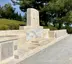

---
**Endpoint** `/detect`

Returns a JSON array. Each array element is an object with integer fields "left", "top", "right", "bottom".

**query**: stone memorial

[
  {"left": 17, "top": 8, "right": 44, "bottom": 59},
  {"left": 24, "top": 8, "right": 43, "bottom": 41},
  {"left": 1, "top": 8, "right": 50, "bottom": 64}
]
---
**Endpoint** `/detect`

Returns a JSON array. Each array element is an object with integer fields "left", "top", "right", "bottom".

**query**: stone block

[
  {"left": 27, "top": 8, "right": 39, "bottom": 27},
  {"left": 0, "top": 37, "right": 18, "bottom": 62},
  {"left": 1, "top": 42, "right": 13, "bottom": 60}
]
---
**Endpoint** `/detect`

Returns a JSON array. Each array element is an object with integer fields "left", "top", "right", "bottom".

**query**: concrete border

[{"left": 16, "top": 34, "right": 69, "bottom": 64}]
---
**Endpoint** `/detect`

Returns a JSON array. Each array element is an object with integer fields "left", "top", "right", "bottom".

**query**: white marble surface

[
  {"left": 27, "top": 8, "right": 39, "bottom": 26},
  {"left": 26, "top": 28, "right": 43, "bottom": 41}
]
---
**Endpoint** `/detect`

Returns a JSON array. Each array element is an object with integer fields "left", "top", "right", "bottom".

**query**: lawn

[{"left": 0, "top": 19, "right": 25, "bottom": 30}]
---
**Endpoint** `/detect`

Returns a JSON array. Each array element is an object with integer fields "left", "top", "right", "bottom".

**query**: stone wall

[
  {"left": 0, "top": 29, "right": 67, "bottom": 39},
  {"left": 49, "top": 29, "right": 67, "bottom": 38},
  {"left": 0, "top": 29, "right": 68, "bottom": 64},
  {"left": 0, "top": 30, "right": 25, "bottom": 36},
  {"left": 0, "top": 36, "right": 18, "bottom": 62}
]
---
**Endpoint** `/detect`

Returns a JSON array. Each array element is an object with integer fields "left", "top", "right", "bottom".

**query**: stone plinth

[{"left": 19, "top": 8, "right": 43, "bottom": 41}]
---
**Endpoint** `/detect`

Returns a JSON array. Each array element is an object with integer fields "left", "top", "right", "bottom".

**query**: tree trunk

[{"left": 58, "top": 22, "right": 62, "bottom": 29}]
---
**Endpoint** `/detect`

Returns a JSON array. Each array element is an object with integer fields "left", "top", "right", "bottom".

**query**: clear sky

[{"left": 0, "top": 0, "right": 24, "bottom": 16}]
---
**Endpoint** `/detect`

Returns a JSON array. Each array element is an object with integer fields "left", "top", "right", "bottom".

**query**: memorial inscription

[
  {"left": 26, "top": 28, "right": 43, "bottom": 40},
  {"left": 1, "top": 42, "right": 13, "bottom": 60}
]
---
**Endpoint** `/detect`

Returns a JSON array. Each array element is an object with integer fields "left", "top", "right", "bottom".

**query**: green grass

[
  {"left": 0, "top": 19, "right": 25, "bottom": 25},
  {"left": 0, "top": 19, "right": 25, "bottom": 30}
]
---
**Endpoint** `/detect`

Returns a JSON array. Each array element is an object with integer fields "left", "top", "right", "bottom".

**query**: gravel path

[{"left": 18, "top": 35, "right": 72, "bottom": 64}]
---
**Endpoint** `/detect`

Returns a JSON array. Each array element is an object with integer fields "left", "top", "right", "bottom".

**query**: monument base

[{"left": 19, "top": 26, "right": 43, "bottom": 30}]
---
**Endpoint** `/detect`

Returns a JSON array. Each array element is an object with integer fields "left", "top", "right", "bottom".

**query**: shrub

[
  {"left": 0, "top": 25, "right": 9, "bottom": 30},
  {"left": 49, "top": 26, "right": 57, "bottom": 30},
  {"left": 67, "top": 27, "right": 72, "bottom": 34},
  {"left": 43, "top": 25, "right": 57, "bottom": 30},
  {"left": 7, "top": 23, "right": 19, "bottom": 30}
]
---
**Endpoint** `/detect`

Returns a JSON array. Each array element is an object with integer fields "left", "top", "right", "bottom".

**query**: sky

[{"left": 0, "top": 0, "right": 24, "bottom": 16}]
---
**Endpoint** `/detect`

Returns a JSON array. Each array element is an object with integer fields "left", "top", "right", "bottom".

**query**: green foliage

[
  {"left": 64, "top": 11, "right": 72, "bottom": 23},
  {"left": 0, "top": 3, "right": 23, "bottom": 21},
  {"left": 0, "top": 19, "right": 25, "bottom": 30},
  {"left": 43, "top": 25, "right": 57, "bottom": 30},
  {"left": 7, "top": 23, "right": 19, "bottom": 30},
  {"left": 11, "top": 0, "right": 72, "bottom": 27},
  {"left": 67, "top": 27, "right": 72, "bottom": 34},
  {"left": 0, "top": 25, "right": 9, "bottom": 30},
  {"left": 2, "top": 3, "right": 14, "bottom": 19},
  {"left": 11, "top": 0, "right": 72, "bottom": 32}
]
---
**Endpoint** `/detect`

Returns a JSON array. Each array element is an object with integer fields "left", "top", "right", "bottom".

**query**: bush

[
  {"left": 67, "top": 27, "right": 72, "bottom": 34},
  {"left": 7, "top": 23, "right": 19, "bottom": 30},
  {"left": 49, "top": 26, "right": 58, "bottom": 30},
  {"left": 43, "top": 25, "right": 57, "bottom": 30},
  {"left": 0, "top": 25, "right": 9, "bottom": 30},
  {"left": 19, "top": 24, "right": 25, "bottom": 26}
]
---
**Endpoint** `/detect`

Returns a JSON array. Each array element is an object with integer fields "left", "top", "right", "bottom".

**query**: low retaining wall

[
  {"left": 49, "top": 29, "right": 67, "bottom": 38},
  {"left": 0, "top": 30, "right": 25, "bottom": 36},
  {"left": 0, "top": 29, "right": 67, "bottom": 39},
  {"left": 0, "top": 29, "right": 68, "bottom": 64}
]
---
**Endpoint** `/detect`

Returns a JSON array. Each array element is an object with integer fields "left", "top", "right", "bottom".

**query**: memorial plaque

[
  {"left": 1, "top": 42, "right": 13, "bottom": 60},
  {"left": 14, "top": 45, "right": 17, "bottom": 50},
  {"left": 26, "top": 28, "right": 43, "bottom": 40}
]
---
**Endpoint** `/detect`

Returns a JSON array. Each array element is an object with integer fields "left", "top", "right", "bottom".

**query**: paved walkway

[{"left": 19, "top": 35, "right": 72, "bottom": 64}]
